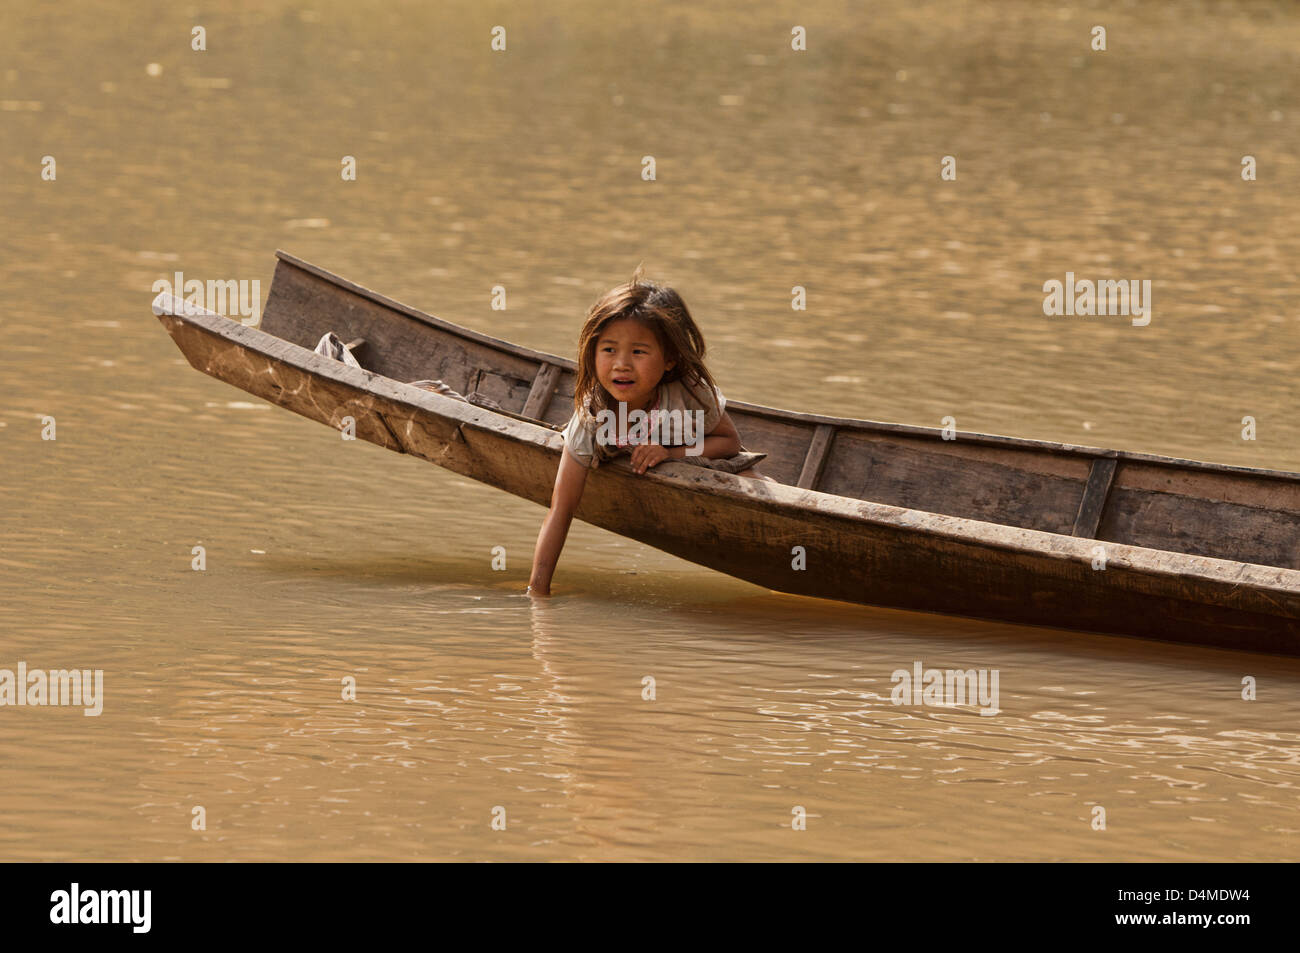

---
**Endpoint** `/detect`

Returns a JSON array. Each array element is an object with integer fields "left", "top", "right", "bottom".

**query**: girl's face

[{"left": 594, "top": 318, "right": 674, "bottom": 411}]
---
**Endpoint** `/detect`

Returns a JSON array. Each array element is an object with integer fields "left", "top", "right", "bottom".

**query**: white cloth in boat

[
  {"left": 561, "top": 377, "right": 767, "bottom": 474},
  {"left": 313, "top": 332, "right": 502, "bottom": 410},
  {"left": 313, "top": 331, "right": 362, "bottom": 368}
]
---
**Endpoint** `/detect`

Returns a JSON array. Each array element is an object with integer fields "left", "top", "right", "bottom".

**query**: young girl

[{"left": 526, "top": 269, "right": 769, "bottom": 596}]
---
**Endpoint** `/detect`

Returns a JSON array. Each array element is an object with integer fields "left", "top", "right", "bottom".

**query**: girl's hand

[{"left": 629, "top": 443, "right": 670, "bottom": 474}]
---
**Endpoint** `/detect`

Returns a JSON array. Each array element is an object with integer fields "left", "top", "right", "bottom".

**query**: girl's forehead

[{"left": 598, "top": 317, "right": 660, "bottom": 344}]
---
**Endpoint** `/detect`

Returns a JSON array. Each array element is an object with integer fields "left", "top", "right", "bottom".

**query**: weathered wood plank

[
  {"left": 1071, "top": 458, "right": 1117, "bottom": 538},
  {"left": 819, "top": 430, "right": 1091, "bottom": 534},
  {"left": 796, "top": 425, "right": 836, "bottom": 489},
  {"left": 1099, "top": 487, "right": 1300, "bottom": 569},
  {"left": 521, "top": 363, "right": 563, "bottom": 421}
]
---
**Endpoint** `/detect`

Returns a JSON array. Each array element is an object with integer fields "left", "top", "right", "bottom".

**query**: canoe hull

[{"left": 155, "top": 300, "right": 1300, "bottom": 656}]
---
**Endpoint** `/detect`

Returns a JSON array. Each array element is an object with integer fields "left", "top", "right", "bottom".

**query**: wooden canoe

[{"left": 153, "top": 251, "right": 1300, "bottom": 656}]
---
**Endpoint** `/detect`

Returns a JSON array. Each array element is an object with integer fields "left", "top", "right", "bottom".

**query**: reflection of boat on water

[{"left": 154, "top": 251, "right": 1300, "bottom": 655}]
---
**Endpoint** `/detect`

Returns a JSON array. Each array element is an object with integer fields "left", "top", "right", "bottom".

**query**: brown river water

[{"left": 1, "top": 1, "right": 1298, "bottom": 861}]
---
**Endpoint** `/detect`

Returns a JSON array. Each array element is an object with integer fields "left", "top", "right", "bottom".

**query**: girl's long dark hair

[{"left": 573, "top": 265, "right": 718, "bottom": 415}]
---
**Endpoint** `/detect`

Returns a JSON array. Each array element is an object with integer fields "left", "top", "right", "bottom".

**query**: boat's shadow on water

[{"left": 255, "top": 550, "right": 1300, "bottom": 676}]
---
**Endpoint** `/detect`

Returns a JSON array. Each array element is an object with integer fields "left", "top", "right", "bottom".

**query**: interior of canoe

[{"left": 259, "top": 252, "right": 1300, "bottom": 571}]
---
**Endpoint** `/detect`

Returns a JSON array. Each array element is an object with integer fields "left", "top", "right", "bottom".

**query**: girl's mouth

[{"left": 611, "top": 379, "right": 636, "bottom": 389}]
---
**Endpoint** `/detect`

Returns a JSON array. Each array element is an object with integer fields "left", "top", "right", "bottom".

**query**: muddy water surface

[{"left": 1, "top": 0, "right": 1298, "bottom": 860}]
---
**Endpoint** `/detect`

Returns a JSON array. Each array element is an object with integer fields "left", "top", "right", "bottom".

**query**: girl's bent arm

[
  {"left": 667, "top": 410, "right": 742, "bottom": 460},
  {"left": 528, "top": 447, "right": 590, "bottom": 595}
]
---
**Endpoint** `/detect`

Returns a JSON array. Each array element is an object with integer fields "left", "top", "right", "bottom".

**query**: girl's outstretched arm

[{"left": 528, "top": 447, "right": 590, "bottom": 595}]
